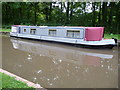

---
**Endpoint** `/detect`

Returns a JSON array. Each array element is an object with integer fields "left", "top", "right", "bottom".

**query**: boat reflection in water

[{"left": 10, "top": 38, "right": 118, "bottom": 88}]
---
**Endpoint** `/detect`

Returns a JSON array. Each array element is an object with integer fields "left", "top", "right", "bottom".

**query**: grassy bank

[
  {"left": 104, "top": 34, "right": 120, "bottom": 40},
  {"left": 0, "top": 28, "right": 119, "bottom": 40},
  {"left": 0, "top": 29, "right": 11, "bottom": 32},
  {"left": 0, "top": 72, "right": 34, "bottom": 89}
]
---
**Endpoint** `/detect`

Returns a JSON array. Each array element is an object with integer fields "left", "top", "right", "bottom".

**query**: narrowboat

[{"left": 10, "top": 25, "right": 117, "bottom": 49}]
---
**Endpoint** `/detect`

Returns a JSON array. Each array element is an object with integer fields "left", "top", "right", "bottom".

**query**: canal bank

[
  {"left": 0, "top": 32, "right": 10, "bottom": 36},
  {"left": 0, "top": 68, "right": 42, "bottom": 88}
]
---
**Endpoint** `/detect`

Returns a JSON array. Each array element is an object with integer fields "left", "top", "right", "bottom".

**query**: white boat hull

[{"left": 10, "top": 32, "right": 116, "bottom": 49}]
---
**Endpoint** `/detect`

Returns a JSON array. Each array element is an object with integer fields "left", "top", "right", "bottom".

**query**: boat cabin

[
  {"left": 11, "top": 25, "right": 104, "bottom": 41},
  {"left": 10, "top": 25, "right": 116, "bottom": 49}
]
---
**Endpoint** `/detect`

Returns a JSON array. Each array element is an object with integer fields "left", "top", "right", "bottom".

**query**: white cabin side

[
  {"left": 56, "top": 29, "right": 66, "bottom": 37},
  {"left": 11, "top": 26, "right": 95, "bottom": 42},
  {"left": 20, "top": 27, "right": 29, "bottom": 34},
  {"left": 39, "top": 28, "right": 49, "bottom": 36},
  {"left": 12, "top": 26, "right": 109, "bottom": 41},
  {"left": 44, "top": 27, "right": 85, "bottom": 39},
  {"left": 20, "top": 26, "right": 40, "bottom": 35},
  {"left": 16, "top": 26, "right": 86, "bottom": 39},
  {"left": 11, "top": 26, "right": 18, "bottom": 33}
]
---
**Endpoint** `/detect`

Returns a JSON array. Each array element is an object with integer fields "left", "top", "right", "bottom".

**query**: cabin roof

[
  {"left": 12, "top": 25, "right": 104, "bottom": 30},
  {"left": 19, "top": 26, "right": 86, "bottom": 29}
]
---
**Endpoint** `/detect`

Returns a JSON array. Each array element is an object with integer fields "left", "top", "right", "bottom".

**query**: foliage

[
  {"left": 0, "top": 72, "right": 34, "bottom": 89},
  {"left": 2, "top": 2, "right": 120, "bottom": 34}
]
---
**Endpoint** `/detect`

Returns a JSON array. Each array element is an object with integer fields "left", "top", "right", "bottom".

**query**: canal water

[{"left": 2, "top": 36, "right": 118, "bottom": 88}]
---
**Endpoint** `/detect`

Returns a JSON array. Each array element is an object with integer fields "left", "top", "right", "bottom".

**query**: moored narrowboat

[{"left": 10, "top": 25, "right": 117, "bottom": 49}]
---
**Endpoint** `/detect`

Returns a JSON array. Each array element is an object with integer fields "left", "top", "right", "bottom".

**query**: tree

[
  {"left": 102, "top": 2, "right": 108, "bottom": 27},
  {"left": 2, "top": 2, "right": 120, "bottom": 34}
]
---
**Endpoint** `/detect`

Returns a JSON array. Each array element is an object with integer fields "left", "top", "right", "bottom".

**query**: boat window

[
  {"left": 24, "top": 29, "right": 26, "bottom": 32},
  {"left": 67, "top": 30, "right": 80, "bottom": 38},
  {"left": 30, "top": 29, "right": 36, "bottom": 35},
  {"left": 49, "top": 29, "right": 56, "bottom": 36}
]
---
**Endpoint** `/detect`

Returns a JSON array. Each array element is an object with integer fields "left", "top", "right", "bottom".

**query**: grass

[
  {"left": 0, "top": 29, "right": 11, "bottom": 32},
  {"left": 0, "top": 28, "right": 120, "bottom": 40},
  {"left": 104, "top": 34, "right": 120, "bottom": 40},
  {"left": 0, "top": 72, "right": 34, "bottom": 89},
  {"left": 0, "top": 73, "right": 2, "bottom": 89}
]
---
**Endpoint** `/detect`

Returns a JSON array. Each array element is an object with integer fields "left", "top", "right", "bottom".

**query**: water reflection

[
  {"left": 2, "top": 37, "right": 118, "bottom": 88},
  {"left": 11, "top": 39, "right": 113, "bottom": 61}
]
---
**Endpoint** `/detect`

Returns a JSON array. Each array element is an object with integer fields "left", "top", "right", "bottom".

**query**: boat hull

[{"left": 10, "top": 35, "right": 116, "bottom": 49}]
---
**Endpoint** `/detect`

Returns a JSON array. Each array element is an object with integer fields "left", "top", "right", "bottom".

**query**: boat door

[{"left": 18, "top": 27, "right": 21, "bottom": 33}]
